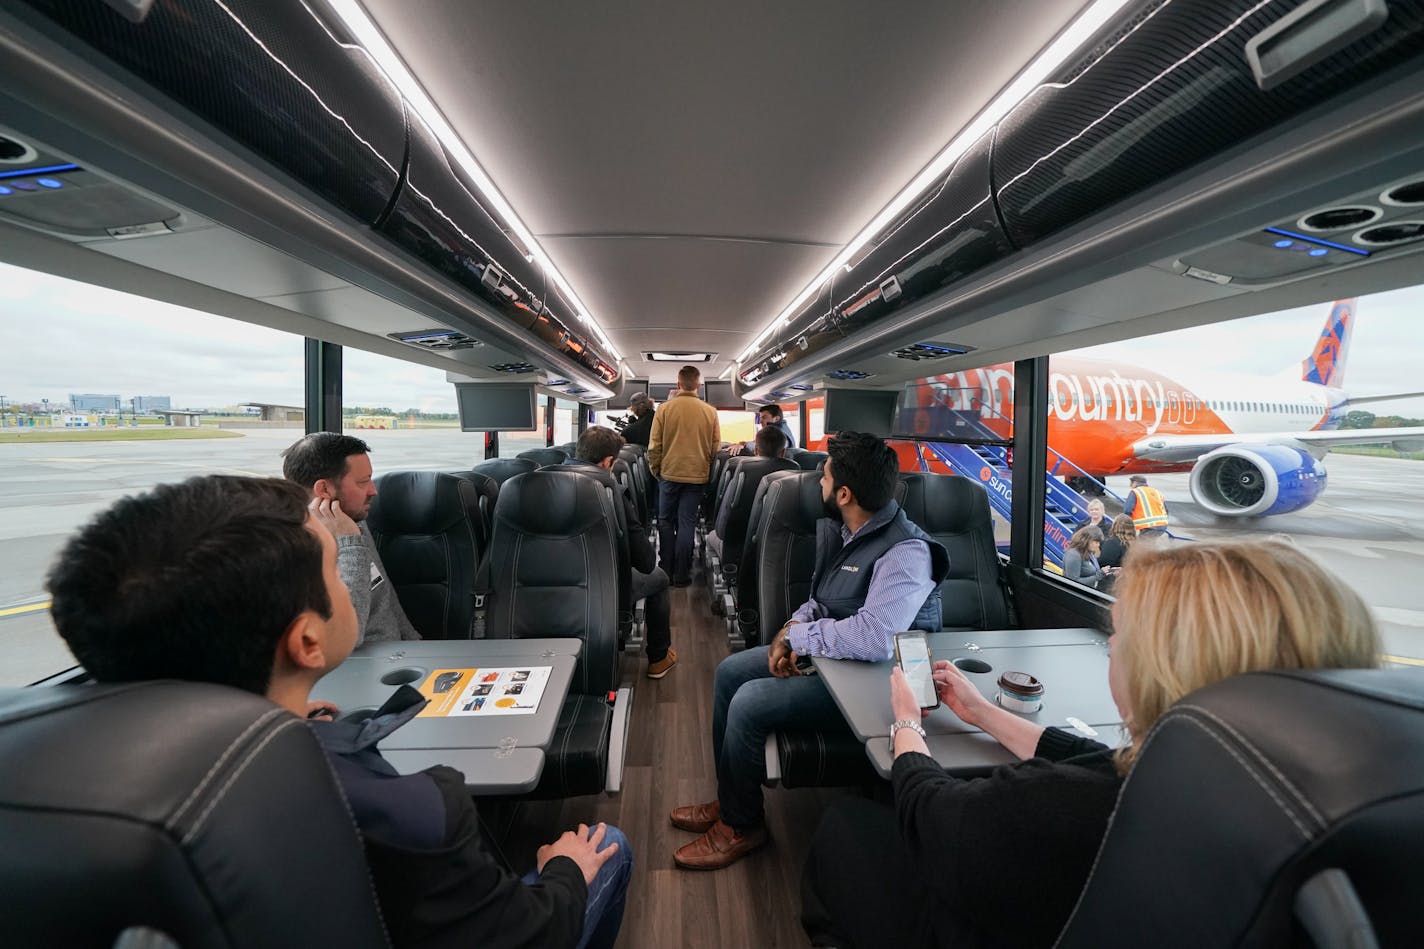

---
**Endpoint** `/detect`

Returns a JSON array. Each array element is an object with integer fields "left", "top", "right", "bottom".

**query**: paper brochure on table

[{"left": 416, "top": 666, "right": 553, "bottom": 718}]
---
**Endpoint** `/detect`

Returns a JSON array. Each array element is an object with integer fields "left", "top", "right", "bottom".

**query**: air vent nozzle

[
  {"left": 1298, "top": 206, "right": 1380, "bottom": 232},
  {"left": 828, "top": 369, "right": 873, "bottom": 381},
  {"left": 490, "top": 362, "right": 538, "bottom": 374},
  {"left": 1382, "top": 181, "right": 1424, "bottom": 207},
  {"left": 391, "top": 329, "right": 480, "bottom": 351},
  {"left": 1353, "top": 222, "right": 1424, "bottom": 247},
  {"left": 891, "top": 342, "right": 972, "bottom": 362},
  {"left": 0, "top": 135, "right": 36, "bottom": 164}
]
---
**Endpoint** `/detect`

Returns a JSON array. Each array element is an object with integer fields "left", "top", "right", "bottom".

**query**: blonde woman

[
  {"left": 1098, "top": 514, "right": 1137, "bottom": 571},
  {"left": 801, "top": 540, "right": 1379, "bottom": 949}
]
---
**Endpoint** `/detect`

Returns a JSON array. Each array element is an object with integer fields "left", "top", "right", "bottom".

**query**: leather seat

[
  {"left": 792, "top": 450, "right": 827, "bottom": 471},
  {"left": 729, "top": 470, "right": 800, "bottom": 647},
  {"left": 702, "top": 447, "right": 735, "bottom": 524},
  {"left": 449, "top": 468, "right": 500, "bottom": 555},
  {"left": 709, "top": 456, "right": 799, "bottom": 612},
  {"left": 895, "top": 472, "right": 1011, "bottom": 630},
  {"left": 617, "top": 446, "right": 651, "bottom": 527},
  {"left": 0, "top": 681, "right": 388, "bottom": 948},
  {"left": 560, "top": 461, "right": 635, "bottom": 649},
  {"left": 750, "top": 471, "right": 823, "bottom": 648},
  {"left": 516, "top": 447, "right": 570, "bottom": 468},
  {"left": 484, "top": 469, "right": 621, "bottom": 797},
  {"left": 366, "top": 471, "right": 484, "bottom": 639},
  {"left": 1057, "top": 669, "right": 1424, "bottom": 948},
  {"left": 471, "top": 456, "right": 537, "bottom": 485}
]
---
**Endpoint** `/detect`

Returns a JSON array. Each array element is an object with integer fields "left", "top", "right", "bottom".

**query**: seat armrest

[{"left": 606, "top": 686, "right": 634, "bottom": 793}]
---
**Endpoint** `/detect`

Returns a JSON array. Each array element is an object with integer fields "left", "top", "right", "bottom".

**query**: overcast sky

[{"left": 1, "top": 262, "right": 1420, "bottom": 415}]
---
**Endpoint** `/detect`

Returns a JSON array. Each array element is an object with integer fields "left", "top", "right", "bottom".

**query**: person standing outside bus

[
  {"left": 1123, "top": 474, "right": 1169, "bottom": 538},
  {"left": 648, "top": 366, "right": 719, "bottom": 586}
]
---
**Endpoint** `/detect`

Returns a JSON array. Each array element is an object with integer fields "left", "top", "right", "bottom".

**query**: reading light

[
  {"left": 735, "top": 0, "right": 1136, "bottom": 364},
  {"left": 324, "top": 1, "right": 623, "bottom": 362}
]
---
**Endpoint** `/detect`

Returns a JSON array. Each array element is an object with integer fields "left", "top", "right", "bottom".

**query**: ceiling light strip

[
  {"left": 735, "top": 0, "right": 1135, "bottom": 363},
  {"left": 323, "top": 0, "right": 623, "bottom": 362}
]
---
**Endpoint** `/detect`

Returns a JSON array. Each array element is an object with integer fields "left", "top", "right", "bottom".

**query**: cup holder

[
  {"left": 380, "top": 667, "right": 425, "bottom": 686},
  {"left": 953, "top": 657, "right": 993, "bottom": 674},
  {"left": 341, "top": 707, "right": 378, "bottom": 724}
]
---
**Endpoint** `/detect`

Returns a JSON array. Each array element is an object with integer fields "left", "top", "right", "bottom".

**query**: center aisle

[{"left": 492, "top": 568, "right": 858, "bottom": 947}]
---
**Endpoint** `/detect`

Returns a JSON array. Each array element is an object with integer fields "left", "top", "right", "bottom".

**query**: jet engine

[{"left": 1188, "top": 445, "right": 1327, "bottom": 518}]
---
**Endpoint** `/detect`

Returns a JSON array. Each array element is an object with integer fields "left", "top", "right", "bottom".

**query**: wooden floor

[{"left": 494, "top": 561, "right": 861, "bottom": 947}]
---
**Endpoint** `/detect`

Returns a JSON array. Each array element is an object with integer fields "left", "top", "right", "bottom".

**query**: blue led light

[
  {"left": 1263, "top": 227, "right": 1370, "bottom": 256},
  {"left": 0, "top": 185, "right": 11, "bottom": 196},
  {"left": 0, "top": 162, "right": 79, "bottom": 181},
  {"left": 36, "top": 178, "right": 63, "bottom": 189},
  {"left": 1309, "top": 247, "right": 1328, "bottom": 257},
  {"left": 1273, "top": 239, "right": 1293, "bottom": 248}
]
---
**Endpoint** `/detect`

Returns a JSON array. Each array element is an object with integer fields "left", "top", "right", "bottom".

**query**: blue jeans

[
  {"left": 712, "top": 646, "right": 843, "bottom": 831},
  {"left": 521, "top": 825, "right": 632, "bottom": 949},
  {"left": 658, "top": 480, "right": 704, "bottom": 581}
]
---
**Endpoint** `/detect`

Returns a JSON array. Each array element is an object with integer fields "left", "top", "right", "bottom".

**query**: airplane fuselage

[{"left": 914, "top": 357, "right": 1349, "bottom": 476}]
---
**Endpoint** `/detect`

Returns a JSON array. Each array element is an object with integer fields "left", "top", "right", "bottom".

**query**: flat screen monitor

[
  {"left": 823, "top": 388, "right": 898, "bottom": 436},
  {"left": 703, "top": 380, "right": 735, "bottom": 408},
  {"left": 605, "top": 380, "right": 650, "bottom": 411},
  {"left": 656, "top": 382, "right": 705, "bottom": 402},
  {"left": 455, "top": 383, "right": 537, "bottom": 432}
]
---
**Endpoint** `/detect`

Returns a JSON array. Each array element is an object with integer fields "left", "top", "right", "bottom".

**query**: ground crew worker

[{"left": 1124, "top": 474, "right": 1169, "bottom": 538}]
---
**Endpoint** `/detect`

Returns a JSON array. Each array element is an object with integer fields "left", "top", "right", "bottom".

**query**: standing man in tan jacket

[{"left": 647, "top": 365, "right": 720, "bottom": 586}]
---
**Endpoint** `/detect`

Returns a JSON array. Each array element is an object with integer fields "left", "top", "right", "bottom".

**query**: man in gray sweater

[{"left": 282, "top": 433, "right": 421, "bottom": 644}]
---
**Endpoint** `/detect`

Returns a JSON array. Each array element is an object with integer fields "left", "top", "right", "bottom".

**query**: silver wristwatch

[{"left": 889, "top": 718, "right": 927, "bottom": 753}]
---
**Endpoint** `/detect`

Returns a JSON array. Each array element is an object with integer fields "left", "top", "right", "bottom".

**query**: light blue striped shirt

[{"left": 785, "top": 521, "right": 934, "bottom": 661}]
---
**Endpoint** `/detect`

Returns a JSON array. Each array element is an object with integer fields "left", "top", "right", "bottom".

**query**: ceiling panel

[
  {"left": 361, "top": 0, "right": 1093, "bottom": 365},
  {"left": 540, "top": 234, "right": 836, "bottom": 378}
]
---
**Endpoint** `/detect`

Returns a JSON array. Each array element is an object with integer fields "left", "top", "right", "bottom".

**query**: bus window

[
  {"left": 342, "top": 348, "right": 478, "bottom": 466},
  {"left": 1047, "top": 287, "right": 1424, "bottom": 657},
  {"left": 0, "top": 262, "right": 306, "bottom": 686}
]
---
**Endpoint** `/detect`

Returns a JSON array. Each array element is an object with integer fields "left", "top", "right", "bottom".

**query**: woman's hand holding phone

[
  {"left": 931, "top": 660, "right": 994, "bottom": 728},
  {"left": 889, "top": 666, "right": 925, "bottom": 723}
]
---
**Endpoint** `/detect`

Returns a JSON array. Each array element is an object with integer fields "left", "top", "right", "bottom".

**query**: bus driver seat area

[
  {"left": 0, "top": 681, "right": 390, "bottom": 949},
  {"left": 1056, "top": 668, "right": 1424, "bottom": 949}
]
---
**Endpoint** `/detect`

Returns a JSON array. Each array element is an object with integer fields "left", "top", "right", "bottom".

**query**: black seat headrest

[
  {"left": 471, "top": 457, "right": 538, "bottom": 485},
  {"left": 897, "top": 471, "right": 991, "bottom": 535},
  {"left": 368, "top": 471, "right": 482, "bottom": 535},
  {"left": 1057, "top": 668, "right": 1424, "bottom": 948},
  {"left": 494, "top": 467, "right": 610, "bottom": 537},
  {"left": 793, "top": 450, "right": 827, "bottom": 471},
  {"left": 0, "top": 682, "right": 388, "bottom": 948},
  {"left": 516, "top": 447, "right": 570, "bottom": 468},
  {"left": 766, "top": 469, "right": 827, "bottom": 533}
]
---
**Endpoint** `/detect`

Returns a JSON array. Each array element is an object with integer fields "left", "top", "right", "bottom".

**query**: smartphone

[{"left": 894, "top": 631, "right": 938, "bottom": 710}]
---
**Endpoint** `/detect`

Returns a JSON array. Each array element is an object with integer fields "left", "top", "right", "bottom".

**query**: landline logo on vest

[{"left": 840, "top": 565, "right": 860, "bottom": 572}]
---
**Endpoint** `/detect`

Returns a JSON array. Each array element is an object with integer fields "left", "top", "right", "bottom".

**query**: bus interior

[{"left": 2, "top": 0, "right": 1423, "bottom": 945}]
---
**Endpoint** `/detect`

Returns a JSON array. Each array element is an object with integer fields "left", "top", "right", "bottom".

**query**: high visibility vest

[{"left": 1130, "top": 486, "right": 1169, "bottom": 531}]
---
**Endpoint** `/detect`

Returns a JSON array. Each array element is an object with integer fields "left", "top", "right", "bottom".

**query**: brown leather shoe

[
  {"left": 647, "top": 647, "right": 678, "bottom": 679},
  {"left": 673, "top": 820, "right": 768, "bottom": 870},
  {"left": 669, "top": 800, "right": 720, "bottom": 833}
]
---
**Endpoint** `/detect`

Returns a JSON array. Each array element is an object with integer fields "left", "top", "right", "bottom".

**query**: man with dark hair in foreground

[
  {"left": 572, "top": 425, "right": 678, "bottom": 678},
  {"left": 47, "top": 475, "right": 631, "bottom": 949},
  {"left": 669, "top": 432, "right": 948, "bottom": 870},
  {"left": 281, "top": 431, "right": 420, "bottom": 644}
]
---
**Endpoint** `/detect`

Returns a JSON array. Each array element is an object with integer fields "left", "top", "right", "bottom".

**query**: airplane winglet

[{"left": 1300, "top": 298, "right": 1357, "bottom": 387}]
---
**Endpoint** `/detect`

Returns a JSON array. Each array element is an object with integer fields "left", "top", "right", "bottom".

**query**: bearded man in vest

[
  {"left": 669, "top": 431, "right": 948, "bottom": 870},
  {"left": 1124, "top": 474, "right": 1170, "bottom": 538}
]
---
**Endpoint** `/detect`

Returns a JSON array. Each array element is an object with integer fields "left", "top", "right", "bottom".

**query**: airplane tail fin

[{"left": 1300, "top": 298, "right": 1357, "bottom": 388}]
